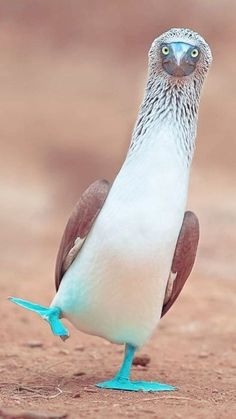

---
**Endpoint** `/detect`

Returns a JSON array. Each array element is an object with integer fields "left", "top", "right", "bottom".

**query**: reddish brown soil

[{"left": 1, "top": 2, "right": 236, "bottom": 418}]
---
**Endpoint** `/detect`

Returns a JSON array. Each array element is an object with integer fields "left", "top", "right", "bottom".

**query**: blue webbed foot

[
  {"left": 8, "top": 297, "right": 69, "bottom": 340},
  {"left": 96, "top": 344, "right": 176, "bottom": 392},
  {"left": 96, "top": 378, "right": 175, "bottom": 392}
]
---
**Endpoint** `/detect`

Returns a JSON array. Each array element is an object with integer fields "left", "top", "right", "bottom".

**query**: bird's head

[{"left": 149, "top": 28, "right": 212, "bottom": 84}]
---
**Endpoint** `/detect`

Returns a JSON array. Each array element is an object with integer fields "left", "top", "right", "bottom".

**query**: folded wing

[
  {"left": 161, "top": 211, "right": 199, "bottom": 317},
  {"left": 55, "top": 179, "right": 110, "bottom": 290}
]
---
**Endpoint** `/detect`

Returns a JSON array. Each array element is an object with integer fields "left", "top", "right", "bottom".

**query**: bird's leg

[
  {"left": 96, "top": 343, "right": 135, "bottom": 390},
  {"left": 115, "top": 343, "right": 135, "bottom": 381},
  {"left": 8, "top": 297, "right": 69, "bottom": 340},
  {"left": 96, "top": 343, "right": 176, "bottom": 392}
]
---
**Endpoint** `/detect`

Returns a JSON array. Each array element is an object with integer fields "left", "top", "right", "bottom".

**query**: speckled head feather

[{"left": 130, "top": 28, "right": 212, "bottom": 163}]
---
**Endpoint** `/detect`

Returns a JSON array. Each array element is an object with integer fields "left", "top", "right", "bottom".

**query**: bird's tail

[{"left": 8, "top": 297, "right": 69, "bottom": 341}]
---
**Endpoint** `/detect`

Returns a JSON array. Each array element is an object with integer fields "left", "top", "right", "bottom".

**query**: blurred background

[
  {"left": 1, "top": 0, "right": 235, "bottom": 316},
  {"left": 0, "top": 2, "right": 236, "bottom": 416}
]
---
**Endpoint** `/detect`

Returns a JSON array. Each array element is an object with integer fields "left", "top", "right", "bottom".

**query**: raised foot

[
  {"left": 96, "top": 378, "right": 176, "bottom": 392},
  {"left": 8, "top": 297, "right": 69, "bottom": 340}
]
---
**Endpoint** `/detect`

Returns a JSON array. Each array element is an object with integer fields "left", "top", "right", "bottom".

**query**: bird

[{"left": 9, "top": 28, "right": 212, "bottom": 392}]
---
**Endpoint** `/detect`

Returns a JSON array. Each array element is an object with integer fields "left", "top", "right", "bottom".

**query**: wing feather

[
  {"left": 55, "top": 179, "right": 110, "bottom": 290},
  {"left": 161, "top": 211, "right": 199, "bottom": 317}
]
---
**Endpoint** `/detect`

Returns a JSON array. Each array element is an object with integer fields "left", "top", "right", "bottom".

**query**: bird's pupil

[
  {"left": 162, "top": 46, "right": 169, "bottom": 55},
  {"left": 192, "top": 49, "right": 198, "bottom": 57}
]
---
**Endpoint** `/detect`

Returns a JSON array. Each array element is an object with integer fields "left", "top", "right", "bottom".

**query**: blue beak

[{"left": 162, "top": 42, "right": 197, "bottom": 77}]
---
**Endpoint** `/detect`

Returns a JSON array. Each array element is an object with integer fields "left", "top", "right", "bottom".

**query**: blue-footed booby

[{"left": 10, "top": 28, "right": 212, "bottom": 392}]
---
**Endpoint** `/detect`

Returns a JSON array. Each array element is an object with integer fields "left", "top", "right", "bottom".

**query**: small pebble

[
  {"left": 73, "top": 372, "right": 86, "bottom": 377},
  {"left": 214, "top": 369, "right": 223, "bottom": 375},
  {"left": 198, "top": 352, "right": 209, "bottom": 358},
  {"left": 74, "top": 345, "right": 85, "bottom": 351},
  {"left": 84, "top": 387, "right": 98, "bottom": 393},
  {"left": 132, "top": 354, "right": 150, "bottom": 367},
  {"left": 25, "top": 341, "right": 43, "bottom": 348},
  {"left": 89, "top": 352, "right": 101, "bottom": 360},
  {"left": 59, "top": 349, "right": 69, "bottom": 355}
]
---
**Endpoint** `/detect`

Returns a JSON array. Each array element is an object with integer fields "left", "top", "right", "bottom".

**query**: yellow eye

[
  {"left": 161, "top": 46, "right": 170, "bottom": 55},
  {"left": 191, "top": 48, "right": 199, "bottom": 58}
]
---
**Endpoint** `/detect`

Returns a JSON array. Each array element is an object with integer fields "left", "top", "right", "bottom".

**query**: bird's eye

[
  {"left": 161, "top": 46, "right": 170, "bottom": 56},
  {"left": 191, "top": 48, "right": 199, "bottom": 58}
]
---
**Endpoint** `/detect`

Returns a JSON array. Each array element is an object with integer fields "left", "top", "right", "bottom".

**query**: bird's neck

[{"left": 128, "top": 77, "right": 202, "bottom": 166}]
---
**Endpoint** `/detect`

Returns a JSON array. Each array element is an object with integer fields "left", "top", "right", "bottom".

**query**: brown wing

[
  {"left": 161, "top": 211, "right": 199, "bottom": 317},
  {"left": 55, "top": 179, "right": 110, "bottom": 290}
]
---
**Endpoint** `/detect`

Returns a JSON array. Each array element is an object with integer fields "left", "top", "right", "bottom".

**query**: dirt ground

[{"left": 1, "top": 2, "right": 236, "bottom": 418}]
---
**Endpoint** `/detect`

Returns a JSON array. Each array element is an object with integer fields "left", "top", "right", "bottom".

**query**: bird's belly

[
  {"left": 53, "top": 147, "right": 189, "bottom": 347},
  {"left": 52, "top": 196, "right": 185, "bottom": 347},
  {"left": 53, "top": 244, "right": 171, "bottom": 347}
]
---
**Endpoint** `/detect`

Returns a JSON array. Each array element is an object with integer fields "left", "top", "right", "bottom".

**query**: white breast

[{"left": 52, "top": 129, "right": 190, "bottom": 348}]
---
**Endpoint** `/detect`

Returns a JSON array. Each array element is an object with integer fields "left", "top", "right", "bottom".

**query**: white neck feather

[{"left": 127, "top": 77, "right": 202, "bottom": 167}]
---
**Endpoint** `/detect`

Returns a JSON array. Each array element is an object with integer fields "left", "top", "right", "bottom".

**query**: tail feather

[{"left": 8, "top": 297, "right": 69, "bottom": 340}]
